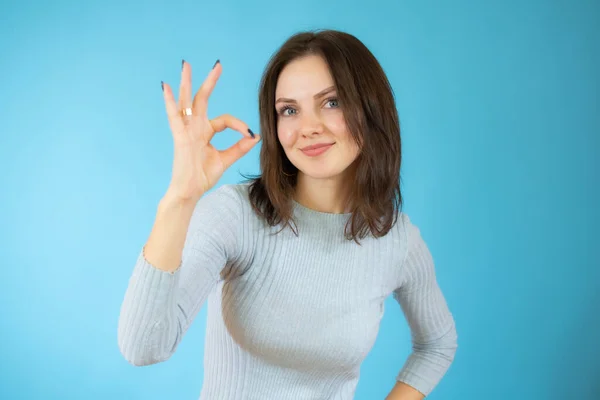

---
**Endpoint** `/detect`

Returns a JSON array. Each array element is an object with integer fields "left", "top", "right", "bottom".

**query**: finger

[
  {"left": 192, "top": 60, "right": 222, "bottom": 115},
  {"left": 209, "top": 114, "right": 255, "bottom": 139},
  {"left": 178, "top": 60, "right": 192, "bottom": 112},
  {"left": 162, "top": 81, "right": 185, "bottom": 136},
  {"left": 220, "top": 135, "right": 261, "bottom": 170}
]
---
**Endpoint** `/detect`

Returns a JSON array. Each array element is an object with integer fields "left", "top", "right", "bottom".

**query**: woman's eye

[
  {"left": 280, "top": 107, "right": 296, "bottom": 116},
  {"left": 326, "top": 99, "right": 339, "bottom": 108}
]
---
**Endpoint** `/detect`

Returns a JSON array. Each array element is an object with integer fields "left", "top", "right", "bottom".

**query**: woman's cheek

[
  {"left": 277, "top": 124, "right": 297, "bottom": 147},
  {"left": 326, "top": 113, "right": 348, "bottom": 136}
]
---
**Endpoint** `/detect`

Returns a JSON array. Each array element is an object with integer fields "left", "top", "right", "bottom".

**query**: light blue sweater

[{"left": 118, "top": 183, "right": 457, "bottom": 399}]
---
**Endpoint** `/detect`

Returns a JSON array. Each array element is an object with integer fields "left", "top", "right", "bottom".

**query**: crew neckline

[{"left": 291, "top": 198, "right": 352, "bottom": 220}]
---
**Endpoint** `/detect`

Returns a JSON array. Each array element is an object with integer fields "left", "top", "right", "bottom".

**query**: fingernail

[
  {"left": 161, "top": 81, "right": 164, "bottom": 91},
  {"left": 182, "top": 59, "right": 185, "bottom": 70},
  {"left": 213, "top": 59, "right": 220, "bottom": 69},
  {"left": 248, "top": 128, "right": 255, "bottom": 138}
]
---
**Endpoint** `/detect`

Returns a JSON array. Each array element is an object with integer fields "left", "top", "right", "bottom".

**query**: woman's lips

[{"left": 300, "top": 143, "right": 334, "bottom": 157}]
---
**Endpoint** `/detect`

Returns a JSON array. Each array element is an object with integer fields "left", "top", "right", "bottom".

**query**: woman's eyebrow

[{"left": 275, "top": 86, "right": 336, "bottom": 105}]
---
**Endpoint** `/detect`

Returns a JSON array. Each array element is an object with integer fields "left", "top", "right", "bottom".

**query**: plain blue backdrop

[{"left": 0, "top": 0, "right": 598, "bottom": 399}]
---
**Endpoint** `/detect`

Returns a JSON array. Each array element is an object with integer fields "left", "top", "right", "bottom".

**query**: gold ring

[{"left": 181, "top": 108, "right": 193, "bottom": 116}]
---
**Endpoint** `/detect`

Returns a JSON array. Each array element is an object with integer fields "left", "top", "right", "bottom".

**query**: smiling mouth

[{"left": 300, "top": 143, "right": 334, "bottom": 157}]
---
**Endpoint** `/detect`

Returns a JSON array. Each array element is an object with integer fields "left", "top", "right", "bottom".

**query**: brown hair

[{"left": 241, "top": 29, "right": 402, "bottom": 243}]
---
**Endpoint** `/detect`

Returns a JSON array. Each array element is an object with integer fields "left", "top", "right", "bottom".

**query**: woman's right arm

[
  {"left": 117, "top": 185, "right": 242, "bottom": 366},
  {"left": 117, "top": 59, "right": 259, "bottom": 366}
]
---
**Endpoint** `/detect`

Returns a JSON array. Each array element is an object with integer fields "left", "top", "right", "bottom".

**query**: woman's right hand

[{"left": 161, "top": 60, "right": 260, "bottom": 204}]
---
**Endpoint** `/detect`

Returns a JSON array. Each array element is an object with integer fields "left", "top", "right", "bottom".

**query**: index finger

[{"left": 210, "top": 114, "right": 256, "bottom": 139}]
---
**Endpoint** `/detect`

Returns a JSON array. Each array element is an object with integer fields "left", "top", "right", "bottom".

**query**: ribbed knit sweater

[{"left": 117, "top": 183, "right": 457, "bottom": 399}]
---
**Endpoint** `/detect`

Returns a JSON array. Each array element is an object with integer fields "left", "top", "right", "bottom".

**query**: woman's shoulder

[
  {"left": 395, "top": 212, "right": 423, "bottom": 242},
  {"left": 197, "top": 182, "right": 253, "bottom": 214},
  {"left": 384, "top": 211, "right": 423, "bottom": 251},
  {"left": 200, "top": 181, "right": 248, "bottom": 201},
  {"left": 206, "top": 181, "right": 250, "bottom": 197}
]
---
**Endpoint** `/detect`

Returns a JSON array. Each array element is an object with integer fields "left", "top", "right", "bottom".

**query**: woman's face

[{"left": 275, "top": 55, "right": 360, "bottom": 181}]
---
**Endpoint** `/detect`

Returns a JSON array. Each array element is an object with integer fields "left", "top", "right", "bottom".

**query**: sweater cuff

[
  {"left": 396, "top": 354, "right": 439, "bottom": 396},
  {"left": 130, "top": 248, "right": 181, "bottom": 305}
]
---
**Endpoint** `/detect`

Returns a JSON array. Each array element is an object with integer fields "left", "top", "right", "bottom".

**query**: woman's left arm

[{"left": 387, "top": 214, "right": 458, "bottom": 398}]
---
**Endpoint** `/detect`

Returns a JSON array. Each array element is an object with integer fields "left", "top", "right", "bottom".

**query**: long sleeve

[
  {"left": 117, "top": 185, "right": 242, "bottom": 366},
  {"left": 393, "top": 214, "right": 458, "bottom": 396}
]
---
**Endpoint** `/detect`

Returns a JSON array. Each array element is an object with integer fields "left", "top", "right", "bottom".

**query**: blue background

[{"left": 0, "top": 0, "right": 598, "bottom": 399}]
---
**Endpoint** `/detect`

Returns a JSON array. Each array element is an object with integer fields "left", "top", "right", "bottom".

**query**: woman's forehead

[{"left": 275, "top": 56, "right": 335, "bottom": 99}]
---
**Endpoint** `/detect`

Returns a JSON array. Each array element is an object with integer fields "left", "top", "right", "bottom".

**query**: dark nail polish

[
  {"left": 161, "top": 81, "right": 164, "bottom": 91},
  {"left": 182, "top": 59, "right": 185, "bottom": 70},
  {"left": 213, "top": 59, "right": 220, "bottom": 69},
  {"left": 248, "top": 128, "right": 255, "bottom": 138}
]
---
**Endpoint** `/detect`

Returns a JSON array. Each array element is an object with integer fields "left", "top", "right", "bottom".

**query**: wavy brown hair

[{"left": 241, "top": 29, "right": 402, "bottom": 243}]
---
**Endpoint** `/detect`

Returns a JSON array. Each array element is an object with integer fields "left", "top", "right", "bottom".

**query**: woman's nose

[{"left": 298, "top": 110, "right": 325, "bottom": 137}]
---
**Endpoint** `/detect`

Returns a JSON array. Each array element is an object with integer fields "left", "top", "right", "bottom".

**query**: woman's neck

[{"left": 293, "top": 172, "right": 353, "bottom": 214}]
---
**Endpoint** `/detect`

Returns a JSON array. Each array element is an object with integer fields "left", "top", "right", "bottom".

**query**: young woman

[{"left": 118, "top": 30, "right": 457, "bottom": 400}]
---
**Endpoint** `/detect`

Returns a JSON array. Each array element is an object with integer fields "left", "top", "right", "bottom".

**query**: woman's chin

[{"left": 297, "top": 165, "right": 347, "bottom": 181}]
